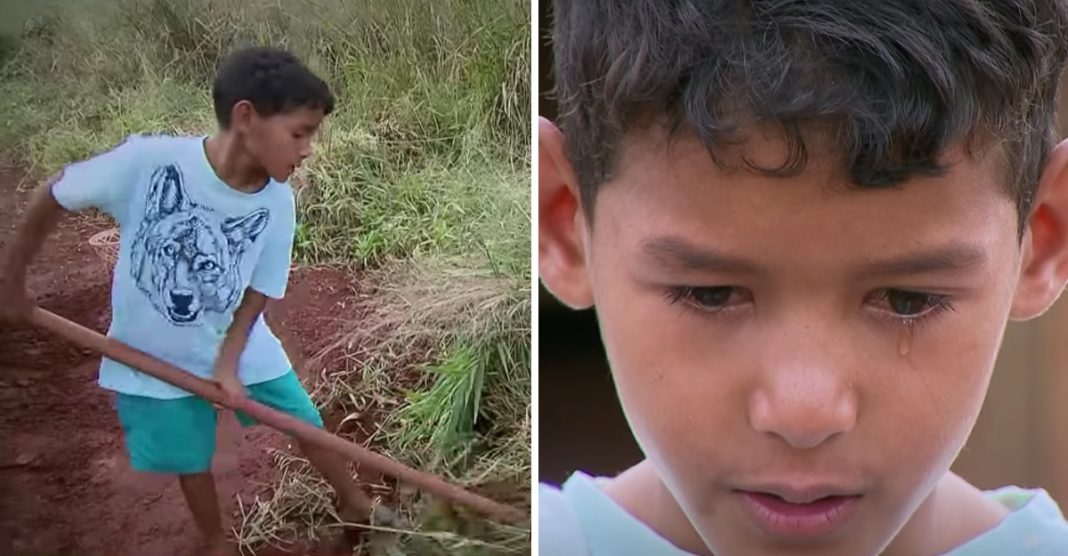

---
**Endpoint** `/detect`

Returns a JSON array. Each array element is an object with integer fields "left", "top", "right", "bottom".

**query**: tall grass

[{"left": 1, "top": 0, "right": 530, "bottom": 553}]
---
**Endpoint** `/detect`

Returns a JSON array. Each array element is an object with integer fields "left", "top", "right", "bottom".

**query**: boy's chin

[{"left": 269, "top": 166, "right": 295, "bottom": 182}]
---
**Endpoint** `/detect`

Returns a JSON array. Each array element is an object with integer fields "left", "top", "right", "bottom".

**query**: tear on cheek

[{"left": 898, "top": 325, "right": 913, "bottom": 357}]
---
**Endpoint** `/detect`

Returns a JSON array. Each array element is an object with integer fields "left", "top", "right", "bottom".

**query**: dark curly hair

[
  {"left": 212, "top": 46, "right": 335, "bottom": 128},
  {"left": 552, "top": 0, "right": 1068, "bottom": 231}
]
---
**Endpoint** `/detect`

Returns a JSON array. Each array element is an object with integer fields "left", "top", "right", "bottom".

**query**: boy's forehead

[
  {"left": 595, "top": 127, "right": 1019, "bottom": 271},
  {"left": 609, "top": 123, "right": 1012, "bottom": 204},
  {"left": 264, "top": 106, "right": 326, "bottom": 131},
  {"left": 620, "top": 123, "right": 984, "bottom": 178}
]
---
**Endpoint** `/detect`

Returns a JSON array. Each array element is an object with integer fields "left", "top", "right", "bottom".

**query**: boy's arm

[
  {"left": 212, "top": 287, "right": 269, "bottom": 401},
  {"left": 2, "top": 135, "right": 145, "bottom": 324},
  {"left": 0, "top": 175, "right": 69, "bottom": 323},
  {"left": 213, "top": 190, "right": 296, "bottom": 402}
]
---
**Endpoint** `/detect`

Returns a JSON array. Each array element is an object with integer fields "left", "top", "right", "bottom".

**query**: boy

[
  {"left": 539, "top": 1, "right": 1068, "bottom": 555},
  {"left": 0, "top": 47, "right": 375, "bottom": 555}
]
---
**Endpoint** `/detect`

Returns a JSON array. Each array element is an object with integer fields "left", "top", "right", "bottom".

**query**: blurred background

[{"left": 537, "top": 0, "right": 1068, "bottom": 512}]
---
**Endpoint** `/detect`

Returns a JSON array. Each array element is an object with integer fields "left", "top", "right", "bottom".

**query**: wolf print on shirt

[{"left": 130, "top": 165, "right": 270, "bottom": 326}]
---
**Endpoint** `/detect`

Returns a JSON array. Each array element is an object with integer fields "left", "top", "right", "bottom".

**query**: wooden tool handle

[{"left": 29, "top": 307, "right": 525, "bottom": 524}]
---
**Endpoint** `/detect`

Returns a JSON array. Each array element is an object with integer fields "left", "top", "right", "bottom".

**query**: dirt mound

[{"left": 0, "top": 160, "right": 364, "bottom": 556}]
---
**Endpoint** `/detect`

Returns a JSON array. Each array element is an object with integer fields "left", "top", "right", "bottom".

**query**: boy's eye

[
  {"left": 666, "top": 286, "right": 750, "bottom": 313},
  {"left": 872, "top": 289, "right": 948, "bottom": 317},
  {"left": 887, "top": 291, "right": 928, "bottom": 315},
  {"left": 691, "top": 287, "right": 732, "bottom": 307}
]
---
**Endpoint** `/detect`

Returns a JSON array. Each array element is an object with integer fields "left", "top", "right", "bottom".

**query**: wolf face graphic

[{"left": 130, "top": 165, "right": 269, "bottom": 326}]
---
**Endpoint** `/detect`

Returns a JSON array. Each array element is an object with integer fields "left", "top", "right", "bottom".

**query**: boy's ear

[
  {"left": 230, "top": 100, "right": 256, "bottom": 131},
  {"left": 1011, "top": 139, "right": 1068, "bottom": 320},
  {"left": 539, "top": 117, "right": 594, "bottom": 310}
]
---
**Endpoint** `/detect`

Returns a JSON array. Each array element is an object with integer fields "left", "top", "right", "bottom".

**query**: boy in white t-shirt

[{"left": 1, "top": 46, "right": 375, "bottom": 555}]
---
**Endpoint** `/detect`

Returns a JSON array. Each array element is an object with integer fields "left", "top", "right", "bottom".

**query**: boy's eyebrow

[
  {"left": 857, "top": 242, "right": 987, "bottom": 278},
  {"left": 639, "top": 237, "right": 988, "bottom": 276},
  {"left": 639, "top": 237, "right": 762, "bottom": 273}
]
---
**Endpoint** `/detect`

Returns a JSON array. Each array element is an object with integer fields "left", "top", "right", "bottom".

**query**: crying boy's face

[{"left": 580, "top": 127, "right": 1027, "bottom": 555}]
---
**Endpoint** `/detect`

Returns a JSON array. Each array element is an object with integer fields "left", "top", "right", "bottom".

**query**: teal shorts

[{"left": 115, "top": 370, "right": 324, "bottom": 474}]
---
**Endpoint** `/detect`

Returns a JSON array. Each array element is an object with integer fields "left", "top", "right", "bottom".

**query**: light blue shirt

[
  {"left": 52, "top": 134, "right": 296, "bottom": 399},
  {"left": 540, "top": 472, "right": 1068, "bottom": 555}
]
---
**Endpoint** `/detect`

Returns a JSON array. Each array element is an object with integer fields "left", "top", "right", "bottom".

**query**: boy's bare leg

[
  {"left": 299, "top": 439, "right": 376, "bottom": 522},
  {"left": 178, "top": 472, "right": 232, "bottom": 554}
]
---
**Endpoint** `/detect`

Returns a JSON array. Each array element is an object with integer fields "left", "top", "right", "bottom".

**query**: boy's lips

[
  {"left": 734, "top": 482, "right": 863, "bottom": 538},
  {"left": 739, "top": 482, "right": 863, "bottom": 504}
]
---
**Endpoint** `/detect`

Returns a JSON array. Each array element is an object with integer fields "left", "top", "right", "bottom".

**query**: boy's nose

[{"left": 747, "top": 361, "right": 859, "bottom": 450}]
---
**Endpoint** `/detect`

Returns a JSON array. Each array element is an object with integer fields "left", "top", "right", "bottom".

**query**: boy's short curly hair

[
  {"left": 552, "top": 1, "right": 1068, "bottom": 230},
  {"left": 212, "top": 46, "right": 334, "bottom": 128}
]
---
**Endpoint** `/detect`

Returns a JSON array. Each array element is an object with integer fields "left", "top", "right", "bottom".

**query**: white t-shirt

[
  {"left": 540, "top": 472, "right": 1068, "bottom": 555},
  {"left": 52, "top": 134, "right": 296, "bottom": 399}
]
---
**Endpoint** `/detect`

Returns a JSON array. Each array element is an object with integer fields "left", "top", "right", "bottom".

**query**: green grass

[
  {"left": 1, "top": 0, "right": 530, "bottom": 553},
  {"left": 297, "top": 261, "right": 531, "bottom": 554}
]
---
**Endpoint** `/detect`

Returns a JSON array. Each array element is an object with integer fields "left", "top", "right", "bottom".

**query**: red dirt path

[{"left": 0, "top": 160, "right": 363, "bottom": 556}]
